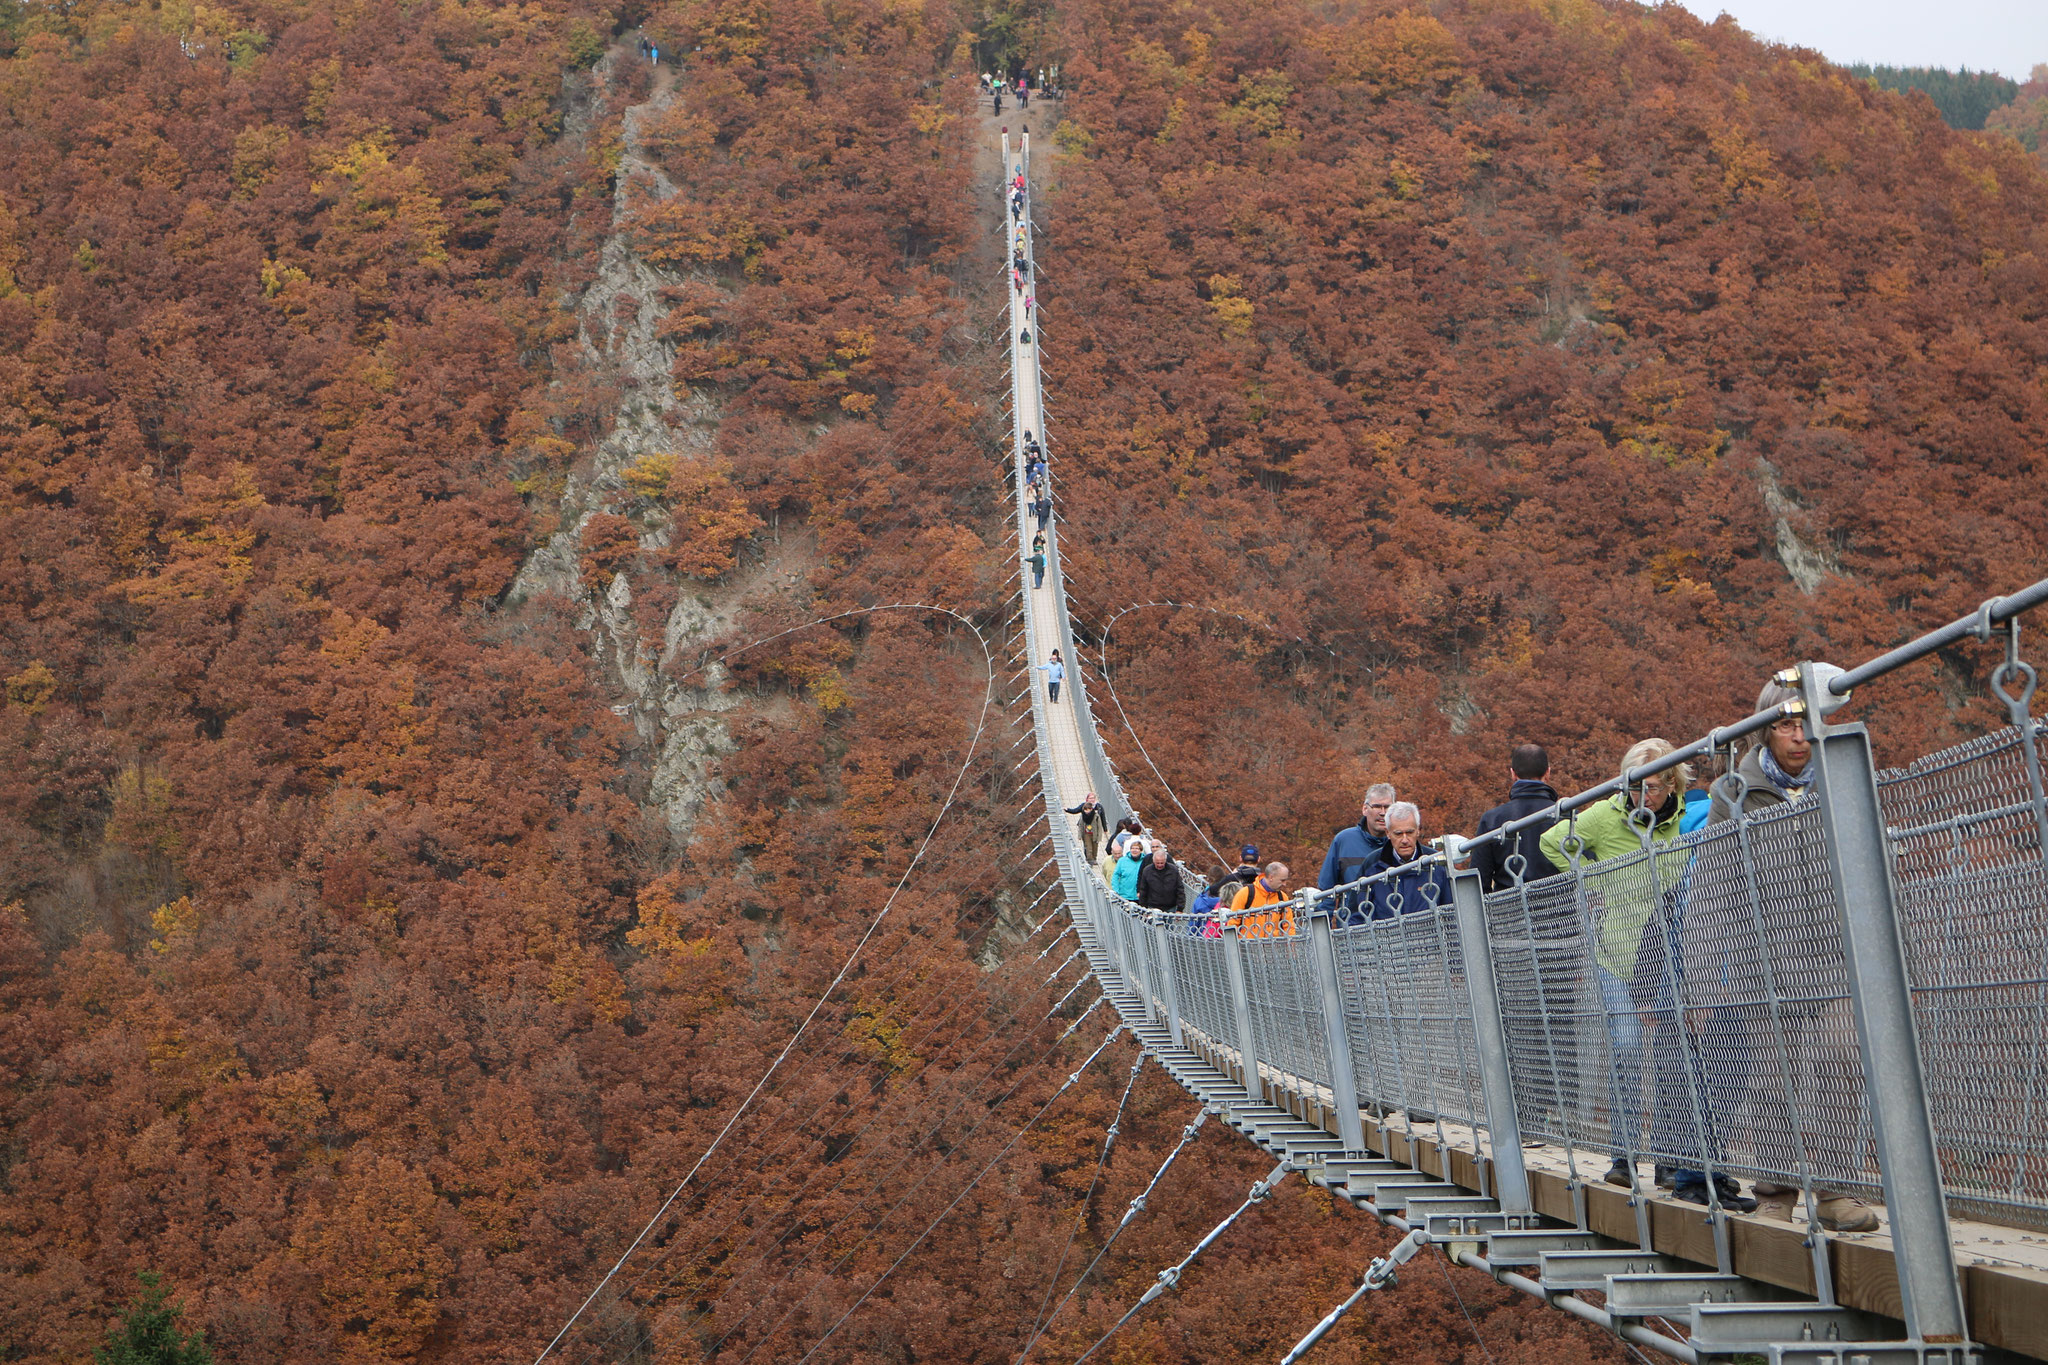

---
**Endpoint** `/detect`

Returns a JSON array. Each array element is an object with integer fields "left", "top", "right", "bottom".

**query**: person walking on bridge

[
  {"left": 1066, "top": 794, "right": 1109, "bottom": 862},
  {"left": 1228, "top": 862, "right": 1293, "bottom": 938},
  {"left": 1318, "top": 782, "right": 1397, "bottom": 921},
  {"left": 1034, "top": 650, "right": 1063, "bottom": 703},
  {"left": 1539, "top": 737, "right": 1690, "bottom": 1192},
  {"left": 1136, "top": 844, "right": 1184, "bottom": 913},
  {"left": 1026, "top": 543, "right": 1046, "bottom": 590},
  {"left": 1472, "top": 744, "right": 1562, "bottom": 892},
  {"left": 1112, "top": 837, "right": 1148, "bottom": 901},
  {"left": 1363, "top": 802, "right": 1449, "bottom": 921}
]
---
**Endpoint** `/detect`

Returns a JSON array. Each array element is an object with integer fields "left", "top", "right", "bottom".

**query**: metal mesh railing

[
  {"left": 1882, "top": 722, "right": 2048, "bottom": 1225},
  {"left": 1241, "top": 928, "right": 1331, "bottom": 1095}
]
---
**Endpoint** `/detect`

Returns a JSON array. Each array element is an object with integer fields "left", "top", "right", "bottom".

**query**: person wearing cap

[
  {"left": 1065, "top": 794, "right": 1109, "bottom": 862},
  {"left": 1214, "top": 845, "right": 1260, "bottom": 906},
  {"left": 1318, "top": 783, "right": 1398, "bottom": 922}
]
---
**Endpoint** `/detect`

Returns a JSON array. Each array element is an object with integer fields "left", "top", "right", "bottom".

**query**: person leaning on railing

[
  {"left": 1539, "top": 738, "right": 1691, "bottom": 1191},
  {"left": 1694, "top": 678, "right": 1880, "bottom": 1233}
]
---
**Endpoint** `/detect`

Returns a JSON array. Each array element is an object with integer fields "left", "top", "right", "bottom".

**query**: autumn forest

[{"left": 1, "top": 0, "right": 2044, "bottom": 1360}]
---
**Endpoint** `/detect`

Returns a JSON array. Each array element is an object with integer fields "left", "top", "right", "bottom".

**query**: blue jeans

[{"left": 1597, "top": 966, "right": 1645, "bottom": 1159}]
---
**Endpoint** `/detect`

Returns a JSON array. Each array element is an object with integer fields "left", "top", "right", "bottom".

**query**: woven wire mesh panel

[
  {"left": 1334, "top": 921, "right": 1399, "bottom": 1114},
  {"left": 1881, "top": 723, "right": 2048, "bottom": 1225},
  {"left": 1165, "top": 916, "right": 1230, "bottom": 1044},
  {"left": 1373, "top": 905, "right": 1480, "bottom": 1128},
  {"left": 1678, "top": 803, "right": 1875, "bottom": 1193},
  {"left": 1240, "top": 929, "right": 1330, "bottom": 1093},
  {"left": 1483, "top": 871, "right": 1610, "bottom": 1158}
]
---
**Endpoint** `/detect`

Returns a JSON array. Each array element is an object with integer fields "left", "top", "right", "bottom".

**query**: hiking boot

[
  {"left": 1602, "top": 1157, "right": 1635, "bottom": 1187},
  {"left": 1816, "top": 1194, "right": 1880, "bottom": 1232},
  {"left": 1749, "top": 1189, "right": 1880, "bottom": 1232},
  {"left": 1653, "top": 1164, "right": 1674, "bottom": 1189},
  {"left": 1674, "top": 1181, "right": 1757, "bottom": 1214}
]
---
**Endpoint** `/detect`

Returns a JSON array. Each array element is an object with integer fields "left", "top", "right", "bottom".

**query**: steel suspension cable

[
  {"left": 1069, "top": 1159, "right": 1294, "bottom": 1365},
  {"left": 563, "top": 893, "right": 1095, "bottom": 1365},
  {"left": 1014, "top": 1048, "right": 1150, "bottom": 1360},
  {"left": 640, "top": 973, "right": 1100, "bottom": 1363},
  {"left": 534, "top": 607, "right": 1004, "bottom": 1364},
  {"left": 1012, "top": 1103, "right": 1213, "bottom": 1364}
]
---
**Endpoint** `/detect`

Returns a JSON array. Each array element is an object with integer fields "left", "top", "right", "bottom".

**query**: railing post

[
  {"left": 1306, "top": 898, "right": 1368, "bottom": 1153},
  {"left": 1798, "top": 662, "right": 1970, "bottom": 1348},
  {"left": 1221, "top": 917, "right": 1264, "bottom": 1104},
  {"left": 1152, "top": 913, "right": 1184, "bottom": 1046},
  {"left": 1442, "top": 840, "right": 1532, "bottom": 1215}
]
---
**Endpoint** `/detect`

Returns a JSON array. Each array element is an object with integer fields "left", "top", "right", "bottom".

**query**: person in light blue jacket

[
  {"left": 1035, "top": 651, "right": 1063, "bottom": 703},
  {"left": 1112, "top": 838, "right": 1147, "bottom": 900}
]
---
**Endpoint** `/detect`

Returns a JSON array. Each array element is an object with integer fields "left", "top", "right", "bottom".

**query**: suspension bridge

[
  {"left": 1002, "top": 130, "right": 2048, "bottom": 1365},
  {"left": 535, "top": 126, "right": 2048, "bottom": 1364}
]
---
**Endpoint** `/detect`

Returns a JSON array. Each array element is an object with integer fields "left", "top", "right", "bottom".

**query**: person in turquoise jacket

[
  {"left": 1539, "top": 737, "right": 1691, "bottom": 1189},
  {"left": 1112, "top": 839, "right": 1147, "bottom": 901}
]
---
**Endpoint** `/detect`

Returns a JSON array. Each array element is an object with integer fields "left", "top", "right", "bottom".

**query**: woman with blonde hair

[{"left": 1540, "top": 737, "right": 1691, "bottom": 1190}]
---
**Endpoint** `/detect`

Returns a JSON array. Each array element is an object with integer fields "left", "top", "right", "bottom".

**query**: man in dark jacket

[
  {"left": 1471, "top": 744, "right": 1563, "bottom": 892},
  {"left": 1065, "top": 794, "right": 1109, "bottom": 862},
  {"left": 1135, "top": 845, "right": 1184, "bottom": 913},
  {"left": 1214, "top": 844, "right": 1261, "bottom": 906},
  {"left": 1365, "top": 802, "right": 1449, "bottom": 919},
  {"left": 1318, "top": 783, "right": 1396, "bottom": 920}
]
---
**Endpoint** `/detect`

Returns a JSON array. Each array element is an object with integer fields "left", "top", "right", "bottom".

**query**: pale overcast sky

[{"left": 1669, "top": 0, "right": 2047, "bottom": 80}]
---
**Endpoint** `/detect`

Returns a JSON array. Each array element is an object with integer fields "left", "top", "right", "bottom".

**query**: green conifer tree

[{"left": 95, "top": 1272, "right": 213, "bottom": 1365}]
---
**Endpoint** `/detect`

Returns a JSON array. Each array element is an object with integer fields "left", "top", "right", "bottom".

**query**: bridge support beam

[
  {"left": 1443, "top": 840, "right": 1532, "bottom": 1215},
  {"left": 1801, "top": 664, "right": 1970, "bottom": 1350},
  {"left": 1306, "top": 899, "right": 1367, "bottom": 1153},
  {"left": 1222, "top": 918, "right": 1263, "bottom": 1104}
]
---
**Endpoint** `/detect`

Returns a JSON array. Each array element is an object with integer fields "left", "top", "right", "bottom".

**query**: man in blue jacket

[
  {"left": 1318, "top": 782, "right": 1396, "bottom": 922},
  {"left": 1366, "top": 802, "right": 1450, "bottom": 920}
]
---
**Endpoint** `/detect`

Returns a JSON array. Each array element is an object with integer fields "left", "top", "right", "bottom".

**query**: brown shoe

[
  {"left": 1751, "top": 1190, "right": 1797, "bottom": 1222},
  {"left": 1816, "top": 1194, "right": 1879, "bottom": 1233}
]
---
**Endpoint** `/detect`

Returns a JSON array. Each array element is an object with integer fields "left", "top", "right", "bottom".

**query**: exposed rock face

[{"left": 509, "top": 52, "right": 736, "bottom": 848}]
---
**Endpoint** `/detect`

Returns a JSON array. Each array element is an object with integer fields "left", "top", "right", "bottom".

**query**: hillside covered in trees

[{"left": 0, "top": 0, "right": 2044, "bottom": 1362}]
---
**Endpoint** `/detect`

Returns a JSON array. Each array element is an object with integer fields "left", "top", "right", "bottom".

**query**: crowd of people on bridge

[
  {"left": 1062, "top": 684, "right": 1880, "bottom": 1233},
  {"left": 983, "top": 67, "right": 1061, "bottom": 113}
]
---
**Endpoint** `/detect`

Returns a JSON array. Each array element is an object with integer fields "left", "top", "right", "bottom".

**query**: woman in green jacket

[{"left": 1539, "top": 737, "right": 1690, "bottom": 1189}]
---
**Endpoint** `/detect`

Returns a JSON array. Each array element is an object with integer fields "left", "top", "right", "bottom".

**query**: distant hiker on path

[
  {"left": 1036, "top": 651, "right": 1063, "bottom": 702},
  {"left": 1066, "top": 794, "right": 1109, "bottom": 862}
]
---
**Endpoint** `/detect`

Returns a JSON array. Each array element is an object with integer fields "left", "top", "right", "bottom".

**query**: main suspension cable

[
  {"left": 746, "top": 1025, "right": 1135, "bottom": 1365},
  {"left": 534, "top": 606, "right": 1003, "bottom": 1364}
]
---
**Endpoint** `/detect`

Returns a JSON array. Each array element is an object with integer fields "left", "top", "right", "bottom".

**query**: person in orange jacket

[{"left": 1228, "top": 862, "right": 1294, "bottom": 938}]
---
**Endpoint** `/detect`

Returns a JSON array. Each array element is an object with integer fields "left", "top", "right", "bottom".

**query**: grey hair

[
  {"left": 1752, "top": 678, "right": 1802, "bottom": 750},
  {"left": 1385, "top": 800, "right": 1421, "bottom": 829},
  {"left": 1365, "top": 782, "right": 1397, "bottom": 803}
]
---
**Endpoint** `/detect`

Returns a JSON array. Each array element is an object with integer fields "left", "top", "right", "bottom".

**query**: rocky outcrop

[{"left": 509, "top": 50, "right": 736, "bottom": 848}]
